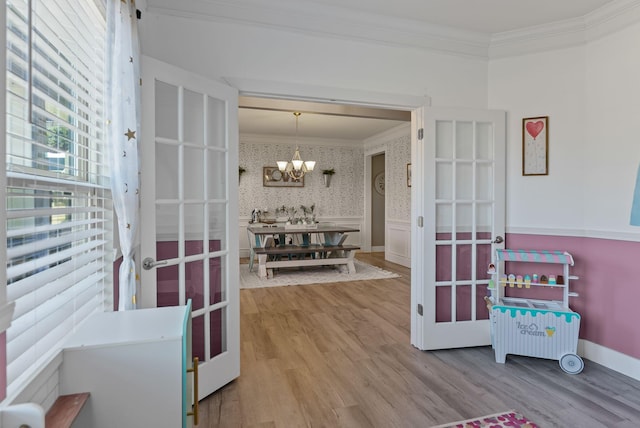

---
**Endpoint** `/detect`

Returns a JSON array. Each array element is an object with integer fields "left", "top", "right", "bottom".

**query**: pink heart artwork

[{"left": 526, "top": 121, "right": 544, "bottom": 139}]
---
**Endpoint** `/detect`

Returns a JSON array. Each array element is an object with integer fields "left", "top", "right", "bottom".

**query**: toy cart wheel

[{"left": 559, "top": 353, "right": 584, "bottom": 374}]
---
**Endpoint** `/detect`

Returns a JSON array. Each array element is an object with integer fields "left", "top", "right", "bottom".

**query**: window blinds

[{"left": 5, "top": 0, "right": 110, "bottom": 394}]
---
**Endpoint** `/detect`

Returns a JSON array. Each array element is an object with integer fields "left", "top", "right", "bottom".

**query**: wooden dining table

[
  {"left": 247, "top": 223, "right": 360, "bottom": 278},
  {"left": 248, "top": 223, "right": 359, "bottom": 246}
]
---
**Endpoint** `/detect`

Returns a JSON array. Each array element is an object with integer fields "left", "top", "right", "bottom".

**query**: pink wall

[{"left": 507, "top": 234, "right": 640, "bottom": 359}]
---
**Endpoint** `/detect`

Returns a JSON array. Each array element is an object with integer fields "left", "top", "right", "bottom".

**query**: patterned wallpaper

[
  {"left": 239, "top": 140, "right": 365, "bottom": 218},
  {"left": 239, "top": 130, "right": 411, "bottom": 222},
  {"left": 385, "top": 134, "right": 411, "bottom": 221}
]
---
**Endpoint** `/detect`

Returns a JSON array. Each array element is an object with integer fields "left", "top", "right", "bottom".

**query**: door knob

[
  {"left": 492, "top": 235, "right": 504, "bottom": 244},
  {"left": 142, "top": 257, "right": 168, "bottom": 270}
]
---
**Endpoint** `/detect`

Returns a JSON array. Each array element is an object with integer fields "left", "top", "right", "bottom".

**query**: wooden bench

[
  {"left": 253, "top": 244, "right": 360, "bottom": 279},
  {"left": 45, "top": 393, "right": 90, "bottom": 428}
]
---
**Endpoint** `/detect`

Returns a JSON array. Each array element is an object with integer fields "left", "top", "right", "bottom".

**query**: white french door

[
  {"left": 411, "top": 107, "right": 505, "bottom": 350},
  {"left": 139, "top": 56, "right": 239, "bottom": 399}
]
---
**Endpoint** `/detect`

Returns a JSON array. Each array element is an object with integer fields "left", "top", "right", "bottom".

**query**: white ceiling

[
  {"left": 239, "top": 109, "right": 408, "bottom": 142},
  {"left": 229, "top": 0, "right": 616, "bottom": 141}
]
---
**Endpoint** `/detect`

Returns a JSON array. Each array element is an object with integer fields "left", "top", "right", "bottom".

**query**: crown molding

[
  {"left": 584, "top": 0, "right": 640, "bottom": 41},
  {"left": 489, "top": 0, "right": 640, "bottom": 58},
  {"left": 145, "top": 0, "right": 490, "bottom": 59},
  {"left": 146, "top": 0, "right": 640, "bottom": 60}
]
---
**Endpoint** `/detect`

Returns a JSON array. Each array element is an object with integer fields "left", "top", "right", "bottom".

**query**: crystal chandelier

[{"left": 277, "top": 112, "right": 316, "bottom": 180}]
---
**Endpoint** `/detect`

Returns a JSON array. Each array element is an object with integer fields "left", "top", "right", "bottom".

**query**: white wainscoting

[
  {"left": 386, "top": 220, "right": 411, "bottom": 267},
  {"left": 239, "top": 217, "right": 364, "bottom": 258}
]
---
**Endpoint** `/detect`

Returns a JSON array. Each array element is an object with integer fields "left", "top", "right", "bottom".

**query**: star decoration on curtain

[{"left": 124, "top": 128, "right": 136, "bottom": 140}]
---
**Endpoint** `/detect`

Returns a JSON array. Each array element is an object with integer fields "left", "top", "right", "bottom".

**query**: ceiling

[
  {"left": 290, "top": 0, "right": 614, "bottom": 34},
  {"left": 239, "top": 98, "right": 410, "bottom": 142},
  {"left": 232, "top": 0, "right": 616, "bottom": 141}
]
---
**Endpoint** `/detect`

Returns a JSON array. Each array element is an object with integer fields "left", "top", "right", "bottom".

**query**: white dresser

[{"left": 59, "top": 303, "right": 194, "bottom": 428}]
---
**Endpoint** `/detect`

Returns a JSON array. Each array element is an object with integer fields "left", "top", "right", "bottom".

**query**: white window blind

[{"left": 5, "top": 0, "right": 110, "bottom": 395}]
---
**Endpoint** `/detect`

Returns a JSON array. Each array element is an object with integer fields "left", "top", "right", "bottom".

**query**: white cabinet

[{"left": 60, "top": 303, "right": 194, "bottom": 427}]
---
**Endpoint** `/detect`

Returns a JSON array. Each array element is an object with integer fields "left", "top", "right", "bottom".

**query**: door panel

[
  {"left": 413, "top": 107, "right": 505, "bottom": 350},
  {"left": 140, "top": 56, "right": 239, "bottom": 399}
]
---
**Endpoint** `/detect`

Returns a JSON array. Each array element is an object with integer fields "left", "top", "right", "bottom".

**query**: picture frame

[
  {"left": 262, "top": 166, "right": 304, "bottom": 187},
  {"left": 407, "top": 163, "right": 412, "bottom": 187},
  {"left": 522, "top": 116, "right": 549, "bottom": 176}
]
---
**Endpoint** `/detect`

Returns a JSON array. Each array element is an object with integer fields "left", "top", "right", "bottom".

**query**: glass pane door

[
  {"left": 419, "top": 108, "right": 505, "bottom": 350},
  {"left": 140, "top": 56, "right": 239, "bottom": 400}
]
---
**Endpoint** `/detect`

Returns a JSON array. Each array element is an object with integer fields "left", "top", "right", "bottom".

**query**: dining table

[
  {"left": 247, "top": 223, "right": 361, "bottom": 278},
  {"left": 248, "top": 223, "right": 359, "bottom": 247}
]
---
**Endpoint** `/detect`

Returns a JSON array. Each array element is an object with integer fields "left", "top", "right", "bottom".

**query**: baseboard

[
  {"left": 371, "top": 246, "right": 385, "bottom": 252},
  {"left": 386, "top": 252, "right": 410, "bottom": 268},
  {"left": 578, "top": 339, "right": 640, "bottom": 381}
]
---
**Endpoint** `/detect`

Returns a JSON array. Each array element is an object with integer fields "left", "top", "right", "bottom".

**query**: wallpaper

[
  {"left": 384, "top": 134, "right": 411, "bottom": 221},
  {"left": 239, "top": 141, "right": 365, "bottom": 218}
]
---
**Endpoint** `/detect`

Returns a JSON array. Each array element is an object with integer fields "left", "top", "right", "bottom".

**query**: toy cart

[{"left": 486, "top": 249, "right": 583, "bottom": 374}]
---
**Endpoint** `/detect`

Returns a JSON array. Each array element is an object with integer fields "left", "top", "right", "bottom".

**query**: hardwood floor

[{"left": 198, "top": 253, "right": 640, "bottom": 427}]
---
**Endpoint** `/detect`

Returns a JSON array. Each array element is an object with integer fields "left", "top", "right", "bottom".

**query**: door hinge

[
  {"left": 417, "top": 216, "right": 423, "bottom": 227},
  {"left": 418, "top": 128, "right": 424, "bottom": 140},
  {"left": 417, "top": 304, "right": 423, "bottom": 316}
]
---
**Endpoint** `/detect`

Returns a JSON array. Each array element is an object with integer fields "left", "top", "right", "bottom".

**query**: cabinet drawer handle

[{"left": 187, "top": 357, "right": 199, "bottom": 425}]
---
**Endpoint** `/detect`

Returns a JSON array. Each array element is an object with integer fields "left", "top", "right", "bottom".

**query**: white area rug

[{"left": 240, "top": 260, "right": 400, "bottom": 289}]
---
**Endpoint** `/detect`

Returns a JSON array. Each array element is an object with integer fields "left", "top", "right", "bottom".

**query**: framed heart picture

[{"left": 522, "top": 116, "right": 549, "bottom": 176}]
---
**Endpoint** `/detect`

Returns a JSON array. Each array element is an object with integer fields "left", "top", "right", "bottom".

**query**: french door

[
  {"left": 412, "top": 107, "right": 505, "bottom": 350},
  {"left": 139, "top": 56, "right": 239, "bottom": 398}
]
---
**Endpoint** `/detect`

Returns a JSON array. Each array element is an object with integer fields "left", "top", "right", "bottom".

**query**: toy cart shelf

[{"left": 486, "top": 249, "right": 583, "bottom": 374}]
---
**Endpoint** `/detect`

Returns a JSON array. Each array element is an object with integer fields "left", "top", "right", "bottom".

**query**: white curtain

[{"left": 106, "top": 0, "right": 141, "bottom": 310}]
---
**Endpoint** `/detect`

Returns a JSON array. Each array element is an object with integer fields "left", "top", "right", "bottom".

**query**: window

[{"left": 5, "top": 0, "right": 110, "bottom": 396}]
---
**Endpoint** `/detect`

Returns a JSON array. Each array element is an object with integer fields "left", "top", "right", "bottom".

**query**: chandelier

[{"left": 277, "top": 112, "right": 315, "bottom": 180}]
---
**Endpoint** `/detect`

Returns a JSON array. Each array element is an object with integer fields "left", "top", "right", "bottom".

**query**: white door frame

[
  {"left": 228, "top": 77, "right": 428, "bottom": 256},
  {"left": 363, "top": 147, "right": 386, "bottom": 253},
  {"left": 228, "top": 77, "right": 429, "bottom": 346}
]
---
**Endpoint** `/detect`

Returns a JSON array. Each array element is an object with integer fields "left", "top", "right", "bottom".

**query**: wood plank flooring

[{"left": 197, "top": 253, "right": 640, "bottom": 427}]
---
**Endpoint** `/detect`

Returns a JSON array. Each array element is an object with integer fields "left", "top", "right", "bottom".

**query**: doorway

[
  {"left": 238, "top": 96, "right": 411, "bottom": 258},
  {"left": 371, "top": 153, "right": 386, "bottom": 252}
]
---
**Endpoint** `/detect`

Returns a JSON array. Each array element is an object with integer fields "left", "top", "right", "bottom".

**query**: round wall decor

[{"left": 374, "top": 172, "right": 385, "bottom": 195}]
